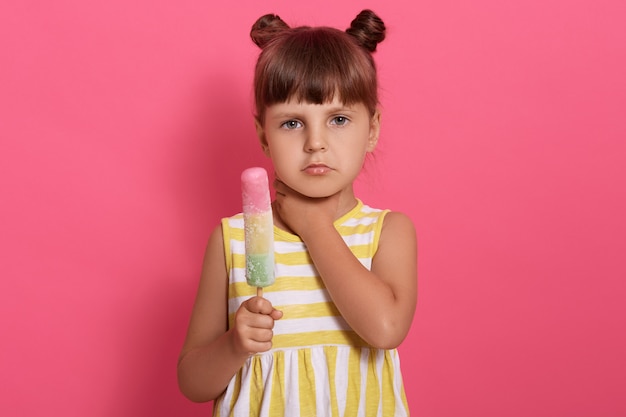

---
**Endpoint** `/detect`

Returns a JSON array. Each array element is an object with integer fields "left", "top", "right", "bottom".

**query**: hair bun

[
  {"left": 250, "top": 14, "right": 290, "bottom": 49},
  {"left": 346, "top": 9, "right": 386, "bottom": 52}
]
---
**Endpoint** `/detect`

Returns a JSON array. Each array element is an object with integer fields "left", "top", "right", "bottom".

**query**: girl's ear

[
  {"left": 366, "top": 109, "right": 381, "bottom": 152},
  {"left": 255, "top": 117, "right": 271, "bottom": 156}
]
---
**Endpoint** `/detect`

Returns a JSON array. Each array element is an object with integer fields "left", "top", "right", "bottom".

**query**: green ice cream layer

[{"left": 245, "top": 253, "right": 275, "bottom": 287}]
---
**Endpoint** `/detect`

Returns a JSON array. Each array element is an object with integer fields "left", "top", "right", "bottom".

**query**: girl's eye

[
  {"left": 331, "top": 116, "right": 349, "bottom": 126},
  {"left": 281, "top": 120, "right": 302, "bottom": 129}
]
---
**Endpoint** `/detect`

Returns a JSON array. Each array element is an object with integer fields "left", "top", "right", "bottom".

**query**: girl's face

[{"left": 257, "top": 97, "right": 380, "bottom": 199}]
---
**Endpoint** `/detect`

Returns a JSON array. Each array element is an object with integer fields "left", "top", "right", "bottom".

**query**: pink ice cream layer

[{"left": 241, "top": 167, "right": 272, "bottom": 214}]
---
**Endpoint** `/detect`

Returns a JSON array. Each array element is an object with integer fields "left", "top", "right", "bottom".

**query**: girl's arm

[
  {"left": 274, "top": 186, "right": 417, "bottom": 349},
  {"left": 177, "top": 224, "right": 282, "bottom": 402},
  {"left": 304, "top": 211, "right": 416, "bottom": 349}
]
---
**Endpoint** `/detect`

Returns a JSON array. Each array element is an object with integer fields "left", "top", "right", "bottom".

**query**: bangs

[{"left": 255, "top": 27, "right": 378, "bottom": 119}]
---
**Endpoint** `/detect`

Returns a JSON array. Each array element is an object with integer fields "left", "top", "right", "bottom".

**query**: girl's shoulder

[
  {"left": 382, "top": 210, "right": 414, "bottom": 227},
  {"left": 379, "top": 210, "right": 417, "bottom": 246}
]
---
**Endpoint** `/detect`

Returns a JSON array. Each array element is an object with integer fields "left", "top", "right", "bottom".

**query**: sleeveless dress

[{"left": 213, "top": 200, "right": 410, "bottom": 417}]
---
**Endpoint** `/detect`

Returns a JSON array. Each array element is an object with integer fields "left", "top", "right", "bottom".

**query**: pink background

[{"left": 1, "top": 0, "right": 625, "bottom": 415}]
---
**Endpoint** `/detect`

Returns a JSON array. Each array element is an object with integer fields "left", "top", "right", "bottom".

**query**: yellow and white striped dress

[{"left": 214, "top": 200, "right": 410, "bottom": 417}]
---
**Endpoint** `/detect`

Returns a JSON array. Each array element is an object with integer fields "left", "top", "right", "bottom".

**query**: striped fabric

[{"left": 214, "top": 200, "right": 409, "bottom": 417}]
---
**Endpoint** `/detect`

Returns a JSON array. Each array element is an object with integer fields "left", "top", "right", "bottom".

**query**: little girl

[{"left": 178, "top": 10, "right": 417, "bottom": 416}]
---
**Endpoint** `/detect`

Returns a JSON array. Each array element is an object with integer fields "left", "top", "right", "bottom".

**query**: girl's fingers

[
  {"left": 273, "top": 178, "right": 288, "bottom": 197},
  {"left": 245, "top": 296, "right": 275, "bottom": 315},
  {"left": 238, "top": 297, "right": 282, "bottom": 330},
  {"left": 249, "top": 328, "right": 274, "bottom": 343},
  {"left": 270, "top": 309, "right": 283, "bottom": 320}
]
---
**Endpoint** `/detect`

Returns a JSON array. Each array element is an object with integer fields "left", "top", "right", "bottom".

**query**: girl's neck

[{"left": 271, "top": 189, "right": 358, "bottom": 235}]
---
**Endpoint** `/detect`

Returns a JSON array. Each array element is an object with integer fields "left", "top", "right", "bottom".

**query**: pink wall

[{"left": 1, "top": 1, "right": 625, "bottom": 415}]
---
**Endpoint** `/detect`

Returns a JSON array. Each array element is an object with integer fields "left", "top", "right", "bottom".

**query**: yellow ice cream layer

[
  {"left": 244, "top": 212, "right": 273, "bottom": 253},
  {"left": 243, "top": 211, "right": 275, "bottom": 286}
]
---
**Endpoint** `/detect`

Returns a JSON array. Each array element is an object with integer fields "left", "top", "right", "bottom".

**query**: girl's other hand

[
  {"left": 273, "top": 178, "right": 340, "bottom": 238},
  {"left": 232, "top": 296, "right": 283, "bottom": 356}
]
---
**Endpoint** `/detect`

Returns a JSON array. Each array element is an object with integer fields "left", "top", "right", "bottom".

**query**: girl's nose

[{"left": 304, "top": 129, "right": 328, "bottom": 152}]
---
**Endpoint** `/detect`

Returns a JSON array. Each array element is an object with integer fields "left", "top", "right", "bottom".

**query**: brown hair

[{"left": 250, "top": 10, "right": 386, "bottom": 123}]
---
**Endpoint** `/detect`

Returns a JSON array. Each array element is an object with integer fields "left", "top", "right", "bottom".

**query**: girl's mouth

[{"left": 303, "top": 163, "right": 331, "bottom": 175}]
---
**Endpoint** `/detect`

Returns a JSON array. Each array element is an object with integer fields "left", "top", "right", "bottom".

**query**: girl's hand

[
  {"left": 231, "top": 296, "right": 282, "bottom": 355},
  {"left": 273, "top": 179, "right": 340, "bottom": 238}
]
